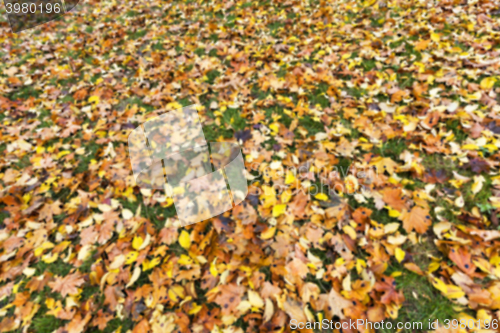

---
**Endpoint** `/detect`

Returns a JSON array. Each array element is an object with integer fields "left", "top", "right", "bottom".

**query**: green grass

[
  {"left": 373, "top": 139, "right": 407, "bottom": 159},
  {"left": 382, "top": 242, "right": 459, "bottom": 332},
  {"left": 32, "top": 316, "right": 67, "bottom": 333},
  {"left": 35, "top": 259, "right": 74, "bottom": 277},
  {"left": 298, "top": 116, "right": 324, "bottom": 136}
]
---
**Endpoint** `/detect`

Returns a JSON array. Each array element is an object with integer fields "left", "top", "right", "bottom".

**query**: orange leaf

[
  {"left": 399, "top": 206, "right": 431, "bottom": 234},
  {"left": 449, "top": 247, "right": 476, "bottom": 276},
  {"left": 132, "top": 319, "right": 150, "bottom": 333},
  {"left": 382, "top": 188, "right": 408, "bottom": 212},
  {"left": 415, "top": 39, "right": 430, "bottom": 51},
  {"left": 404, "top": 263, "right": 424, "bottom": 275}
]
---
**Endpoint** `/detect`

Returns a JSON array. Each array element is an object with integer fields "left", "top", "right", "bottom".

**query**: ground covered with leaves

[{"left": 1, "top": 0, "right": 500, "bottom": 332}]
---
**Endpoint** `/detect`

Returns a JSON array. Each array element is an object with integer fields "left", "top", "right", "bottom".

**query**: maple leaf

[
  {"left": 91, "top": 310, "right": 113, "bottom": 330},
  {"left": 399, "top": 206, "right": 432, "bottom": 234},
  {"left": 415, "top": 39, "right": 431, "bottom": 51},
  {"left": 449, "top": 247, "right": 476, "bottom": 276},
  {"left": 48, "top": 273, "right": 85, "bottom": 297},
  {"left": 370, "top": 156, "right": 399, "bottom": 175},
  {"left": 214, "top": 284, "right": 245, "bottom": 315},
  {"left": 283, "top": 298, "right": 307, "bottom": 322},
  {"left": 318, "top": 288, "right": 352, "bottom": 320},
  {"left": 467, "top": 158, "right": 490, "bottom": 173},
  {"left": 382, "top": 188, "right": 408, "bottom": 212}
]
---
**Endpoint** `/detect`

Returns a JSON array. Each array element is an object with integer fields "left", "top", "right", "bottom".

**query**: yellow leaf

[
  {"left": 189, "top": 302, "right": 203, "bottom": 315},
  {"left": 126, "top": 266, "right": 141, "bottom": 288},
  {"left": 384, "top": 222, "right": 400, "bottom": 234},
  {"left": 179, "top": 230, "right": 191, "bottom": 250},
  {"left": 304, "top": 305, "right": 315, "bottom": 322},
  {"left": 42, "top": 252, "right": 59, "bottom": 264},
  {"left": 248, "top": 290, "right": 264, "bottom": 308},
  {"left": 388, "top": 208, "right": 401, "bottom": 218},
  {"left": 391, "top": 271, "right": 402, "bottom": 277},
  {"left": 342, "top": 225, "right": 357, "bottom": 240},
  {"left": 467, "top": 91, "right": 482, "bottom": 100},
  {"left": 431, "top": 33, "right": 440, "bottom": 43},
  {"left": 462, "top": 144, "right": 479, "bottom": 150},
  {"left": 269, "top": 123, "right": 279, "bottom": 134},
  {"left": 472, "top": 175, "right": 485, "bottom": 194},
  {"left": 45, "top": 298, "right": 55, "bottom": 310},
  {"left": 142, "top": 257, "right": 161, "bottom": 271},
  {"left": 428, "top": 261, "right": 440, "bottom": 273},
  {"left": 261, "top": 227, "right": 276, "bottom": 240},
  {"left": 263, "top": 298, "right": 274, "bottom": 322},
  {"left": 210, "top": 258, "right": 218, "bottom": 277},
  {"left": 34, "top": 242, "right": 55, "bottom": 257},
  {"left": 178, "top": 254, "right": 194, "bottom": 266},
  {"left": 260, "top": 186, "right": 277, "bottom": 209},
  {"left": 272, "top": 204, "right": 287, "bottom": 217},
  {"left": 125, "top": 251, "right": 139, "bottom": 265},
  {"left": 431, "top": 277, "right": 448, "bottom": 294},
  {"left": 132, "top": 236, "right": 143, "bottom": 250},
  {"left": 315, "top": 193, "right": 329, "bottom": 201},
  {"left": 480, "top": 77, "right": 496, "bottom": 90},
  {"left": 138, "top": 233, "right": 151, "bottom": 251},
  {"left": 281, "top": 189, "right": 293, "bottom": 204},
  {"left": 285, "top": 172, "right": 296, "bottom": 185},
  {"left": 57, "top": 150, "right": 70, "bottom": 159},
  {"left": 88, "top": 95, "right": 100, "bottom": 104},
  {"left": 446, "top": 285, "right": 466, "bottom": 299},
  {"left": 395, "top": 248, "right": 406, "bottom": 263},
  {"left": 168, "top": 285, "right": 185, "bottom": 303}
]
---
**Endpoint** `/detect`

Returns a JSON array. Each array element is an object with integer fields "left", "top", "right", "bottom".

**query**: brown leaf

[{"left": 48, "top": 273, "right": 85, "bottom": 297}]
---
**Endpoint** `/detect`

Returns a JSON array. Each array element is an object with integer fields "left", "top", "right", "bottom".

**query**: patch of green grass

[
  {"left": 115, "top": 96, "right": 155, "bottom": 114},
  {"left": 75, "top": 140, "right": 101, "bottom": 174},
  {"left": 397, "top": 72, "right": 416, "bottom": 89},
  {"left": 32, "top": 316, "right": 67, "bottom": 333},
  {"left": 298, "top": 116, "right": 323, "bottom": 136},
  {"left": 463, "top": 175, "right": 491, "bottom": 212},
  {"left": 369, "top": 207, "right": 395, "bottom": 225},
  {"left": 382, "top": 242, "right": 459, "bottom": 332},
  {"left": 128, "top": 29, "right": 147, "bottom": 40},
  {"left": 96, "top": 317, "right": 135, "bottom": 333},
  {"left": 81, "top": 285, "right": 101, "bottom": 302},
  {"left": 79, "top": 248, "right": 98, "bottom": 273},
  {"left": 205, "top": 69, "right": 220, "bottom": 84},
  {"left": 195, "top": 47, "right": 206, "bottom": 56},
  {"left": 14, "top": 154, "right": 32, "bottom": 170},
  {"left": 0, "top": 210, "right": 10, "bottom": 228},
  {"left": 309, "top": 83, "right": 331, "bottom": 108},
  {"left": 372, "top": 139, "right": 407, "bottom": 159},
  {"left": 422, "top": 154, "right": 456, "bottom": 175},
  {"left": 35, "top": 259, "right": 74, "bottom": 277},
  {"left": 362, "top": 58, "right": 377, "bottom": 71},
  {"left": 203, "top": 124, "right": 233, "bottom": 141},
  {"left": 220, "top": 107, "right": 247, "bottom": 131},
  {"left": 446, "top": 120, "right": 468, "bottom": 143},
  {"left": 259, "top": 265, "right": 272, "bottom": 281},
  {"left": 125, "top": 10, "right": 141, "bottom": 17},
  {"left": 262, "top": 106, "right": 292, "bottom": 127}
]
